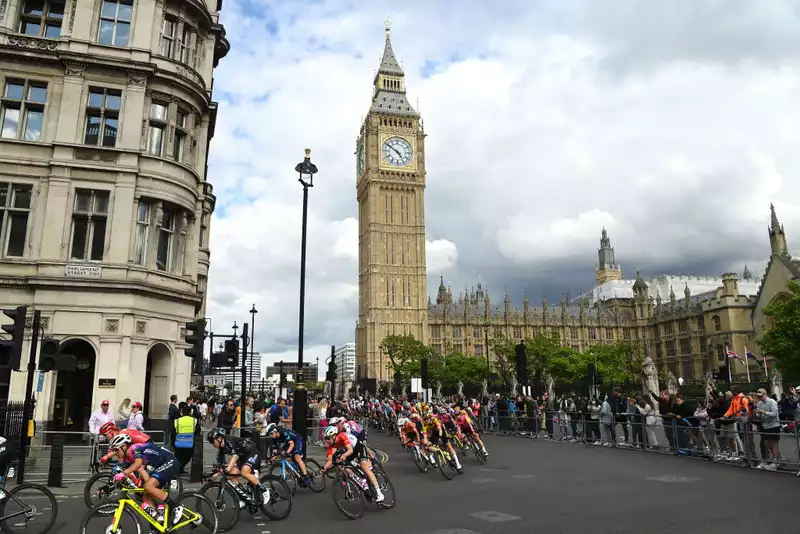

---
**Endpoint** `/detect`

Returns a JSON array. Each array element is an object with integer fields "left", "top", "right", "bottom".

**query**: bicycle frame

[
  {"left": 109, "top": 488, "right": 199, "bottom": 533},
  {"left": 275, "top": 459, "right": 302, "bottom": 480}
]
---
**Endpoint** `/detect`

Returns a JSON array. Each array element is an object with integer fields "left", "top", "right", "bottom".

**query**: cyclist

[
  {"left": 321, "top": 426, "right": 384, "bottom": 502},
  {"left": 108, "top": 434, "right": 181, "bottom": 527},
  {"left": 96, "top": 422, "right": 154, "bottom": 467},
  {"left": 398, "top": 417, "right": 421, "bottom": 449},
  {"left": 264, "top": 423, "right": 311, "bottom": 487},
  {"left": 207, "top": 428, "right": 270, "bottom": 504},
  {"left": 455, "top": 406, "right": 488, "bottom": 456},
  {"left": 422, "top": 409, "right": 463, "bottom": 472}
]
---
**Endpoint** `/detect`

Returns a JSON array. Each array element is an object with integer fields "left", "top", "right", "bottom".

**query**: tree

[
  {"left": 489, "top": 336, "right": 516, "bottom": 389},
  {"left": 759, "top": 280, "right": 800, "bottom": 380},
  {"left": 435, "top": 351, "right": 490, "bottom": 390},
  {"left": 379, "top": 334, "right": 434, "bottom": 382},
  {"left": 580, "top": 342, "right": 640, "bottom": 386},
  {"left": 523, "top": 333, "right": 582, "bottom": 394}
]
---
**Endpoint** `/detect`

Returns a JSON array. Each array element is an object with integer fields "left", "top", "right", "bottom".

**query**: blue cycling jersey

[
  {"left": 129, "top": 443, "right": 175, "bottom": 467},
  {"left": 273, "top": 428, "right": 301, "bottom": 446}
]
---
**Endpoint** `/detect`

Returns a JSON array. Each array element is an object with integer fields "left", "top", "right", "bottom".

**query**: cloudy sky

[{"left": 205, "top": 0, "right": 800, "bottom": 378}]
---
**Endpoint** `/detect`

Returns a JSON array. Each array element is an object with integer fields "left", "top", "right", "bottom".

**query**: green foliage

[
  {"left": 524, "top": 332, "right": 582, "bottom": 384},
  {"left": 580, "top": 342, "right": 641, "bottom": 385},
  {"left": 435, "top": 351, "right": 490, "bottom": 389},
  {"left": 759, "top": 280, "right": 800, "bottom": 380},
  {"left": 489, "top": 336, "right": 516, "bottom": 388},
  {"left": 379, "top": 334, "right": 434, "bottom": 382}
]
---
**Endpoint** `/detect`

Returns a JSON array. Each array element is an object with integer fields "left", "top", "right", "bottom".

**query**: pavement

[{"left": 37, "top": 430, "right": 799, "bottom": 533}]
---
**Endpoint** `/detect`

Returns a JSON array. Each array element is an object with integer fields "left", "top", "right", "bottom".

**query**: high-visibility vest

[{"left": 174, "top": 416, "right": 195, "bottom": 448}]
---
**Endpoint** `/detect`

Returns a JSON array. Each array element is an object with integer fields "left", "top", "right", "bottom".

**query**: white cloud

[{"left": 205, "top": 0, "right": 800, "bottom": 357}]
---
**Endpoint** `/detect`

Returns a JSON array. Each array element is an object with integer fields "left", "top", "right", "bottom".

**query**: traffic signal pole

[{"left": 18, "top": 310, "right": 40, "bottom": 484}]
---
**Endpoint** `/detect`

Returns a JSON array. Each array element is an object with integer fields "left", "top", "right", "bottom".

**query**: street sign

[{"left": 36, "top": 372, "right": 44, "bottom": 393}]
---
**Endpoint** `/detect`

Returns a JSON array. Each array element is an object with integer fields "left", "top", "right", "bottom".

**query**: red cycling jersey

[{"left": 326, "top": 432, "right": 353, "bottom": 458}]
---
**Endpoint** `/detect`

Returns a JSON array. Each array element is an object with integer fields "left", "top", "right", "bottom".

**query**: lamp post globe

[{"left": 292, "top": 148, "right": 318, "bottom": 451}]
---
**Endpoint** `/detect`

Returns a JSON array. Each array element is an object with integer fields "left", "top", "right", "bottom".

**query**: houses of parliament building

[{"left": 355, "top": 23, "right": 798, "bottom": 383}]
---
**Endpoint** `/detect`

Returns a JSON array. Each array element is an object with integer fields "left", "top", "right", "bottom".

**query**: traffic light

[
  {"left": 184, "top": 319, "right": 206, "bottom": 359},
  {"left": 515, "top": 340, "right": 528, "bottom": 385},
  {"left": 421, "top": 358, "right": 429, "bottom": 389},
  {"left": 38, "top": 338, "right": 61, "bottom": 371},
  {"left": 327, "top": 359, "right": 338, "bottom": 382},
  {"left": 224, "top": 339, "right": 238, "bottom": 366},
  {"left": 1, "top": 306, "right": 27, "bottom": 371}
]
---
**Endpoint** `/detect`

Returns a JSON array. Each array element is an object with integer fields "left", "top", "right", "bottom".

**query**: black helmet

[{"left": 206, "top": 427, "right": 226, "bottom": 444}]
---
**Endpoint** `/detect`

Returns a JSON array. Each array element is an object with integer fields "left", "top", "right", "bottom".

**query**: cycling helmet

[
  {"left": 329, "top": 417, "right": 342, "bottom": 426},
  {"left": 206, "top": 427, "right": 226, "bottom": 444},
  {"left": 99, "top": 422, "right": 117, "bottom": 435},
  {"left": 264, "top": 423, "right": 279, "bottom": 435},
  {"left": 323, "top": 426, "right": 339, "bottom": 440},
  {"left": 108, "top": 433, "right": 132, "bottom": 449},
  {"left": 397, "top": 417, "right": 408, "bottom": 427}
]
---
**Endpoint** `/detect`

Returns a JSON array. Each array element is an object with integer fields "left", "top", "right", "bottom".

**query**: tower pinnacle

[
  {"left": 370, "top": 22, "right": 417, "bottom": 117},
  {"left": 768, "top": 203, "right": 788, "bottom": 256}
]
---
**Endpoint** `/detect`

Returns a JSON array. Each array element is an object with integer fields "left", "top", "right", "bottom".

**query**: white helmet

[
  {"left": 109, "top": 433, "right": 132, "bottom": 449},
  {"left": 264, "top": 423, "right": 279, "bottom": 435},
  {"left": 323, "top": 426, "right": 339, "bottom": 439},
  {"left": 397, "top": 417, "right": 408, "bottom": 427},
  {"left": 328, "top": 417, "right": 342, "bottom": 425}
]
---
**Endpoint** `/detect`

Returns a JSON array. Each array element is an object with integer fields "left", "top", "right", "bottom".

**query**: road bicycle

[
  {"left": 449, "top": 432, "right": 470, "bottom": 457},
  {"left": 0, "top": 463, "right": 58, "bottom": 534},
  {"left": 460, "top": 432, "right": 487, "bottom": 464},
  {"left": 265, "top": 453, "right": 325, "bottom": 494},
  {"left": 405, "top": 442, "right": 430, "bottom": 473},
  {"left": 327, "top": 458, "right": 395, "bottom": 520},
  {"left": 84, "top": 464, "right": 183, "bottom": 512},
  {"left": 425, "top": 443, "right": 458, "bottom": 480},
  {"left": 80, "top": 485, "right": 217, "bottom": 533},
  {"left": 198, "top": 466, "right": 292, "bottom": 531}
]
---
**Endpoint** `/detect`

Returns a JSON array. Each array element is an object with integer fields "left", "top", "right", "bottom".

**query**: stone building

[
  {"left": 0, "top": 0, "right": 229, "bottom": 430},
  {"left": 355, "top": 20, "right": 428, "bottom": 381},
  {"left": 428, "top": 205, "right": 796, "bottom": 383}
]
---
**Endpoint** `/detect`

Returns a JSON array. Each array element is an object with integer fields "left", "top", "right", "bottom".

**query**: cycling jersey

[
  {"left": 422, "top": 417, "right": 442, "bottom": 435},
  {"left": 127, "top": 443, "right": 179, "bottom": 486},
  {"left": 100, "top": 429, "right": 153, "bottom": 464},
  {"left": 272, "top": 428, "right": 305, "bottom": 456},
  {"left": 455, "top": 413, "right": 473, "bottom": 429},
  {"left": 402, "top": 422, "right": 418, "bottom": 438}
]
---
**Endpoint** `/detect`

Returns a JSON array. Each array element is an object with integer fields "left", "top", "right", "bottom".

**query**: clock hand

[{"left": 390, "top": 146, "right": 402, "bottom": 159}]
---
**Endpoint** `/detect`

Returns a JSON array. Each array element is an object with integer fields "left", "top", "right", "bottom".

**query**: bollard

[
  {"left": 190, "top": 431, "right": 203, "bottom": 483},
  {"left": 47, "top": 433, "right": 64, "bottom": 487}
]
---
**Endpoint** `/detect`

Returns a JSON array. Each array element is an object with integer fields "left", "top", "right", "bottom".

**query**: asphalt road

[{"left": 43, "top": 430, "right": 798, "bottom": 533}]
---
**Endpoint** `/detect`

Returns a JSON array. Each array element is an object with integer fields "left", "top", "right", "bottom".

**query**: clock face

[
  {"left": 357, "top": 143, "right": 365, "bottom": 175},
  {"left": 382, "top": 136, "right": 413, "bottom": 167}
]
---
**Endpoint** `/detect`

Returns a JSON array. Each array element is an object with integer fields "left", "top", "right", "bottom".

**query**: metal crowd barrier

[{"left": 478, "top": 412, "right": 800, "bottom": 474}]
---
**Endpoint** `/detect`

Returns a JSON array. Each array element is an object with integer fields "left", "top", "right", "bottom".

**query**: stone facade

[
  {"left": 428, "top": 205, "right": 797, "bottom": 383},
  {"left": 355, "top": 21, "right": 428, "bottom": 381},
  {"left": 0, "top": 0, "right": 228, "bottom": 428}
]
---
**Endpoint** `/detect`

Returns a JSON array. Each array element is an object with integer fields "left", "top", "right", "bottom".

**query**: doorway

[{"left": 53, "top": 339, "right": 96, "bottom": 432}]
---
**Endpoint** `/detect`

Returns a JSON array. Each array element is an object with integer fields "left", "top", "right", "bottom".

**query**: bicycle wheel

[
  {"left": 435, "top": 450, "right": 455, "bottom": 480},
  {"left": 472, "top": 442, "right": 486, "bottom": 465},
  {"left": 83, "top": 471, "right": 120, "bottom": 512},
  {"left": 374, "top": 471, "right": 395, "bottom": 509},
  {"left": 80, "top": 502, "right": 141, "bottom": 534},
  {"left": 258, "top": 473, "right": 292, "bottom": 521},
  {"left": 0, "top": 483, "right": 58, "bottom": 534},
  {"left": 267, "top": 462, "right": 297, "bottom": 495},
  {"left": 411, "top": 446, "right": 428, "bottom": 473},
  {"left": 304, "top": 459, "right": 326, "bottom": 492},
  {"left": 197, "top": 481, "right": 240, "bottom": 532},
  {"left": 331, "top": 472, "right": 364, "bottom": 520},
  {"left": 174, "top": 491, "right": 218, "bottom": 533}
]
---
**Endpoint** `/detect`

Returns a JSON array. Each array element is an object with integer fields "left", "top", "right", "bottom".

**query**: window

[
  {"left": 0, "top": 183, "right": 32, "bottom": 257},
  {"left": 452, "top": 326, "right": 461, "bottom": 338},
  {"left": 98, "top": 0, "right": 133, "bottom": 47},
  {"left": 699, "top": 336, "right": 707, "bottom": 354},
  {"left": 70, "top": 189, "right": 109, "bottom": 261},
  {"left": 623, "top": 328, "right": 631, "bottom": 340},
  {"left": 159, "top": 16, "right": 176, "bottom": 57},
  {"left": 640, "top": 327, "right": 646, "bottom": 339},
  {"left": 474, "top": 344, "right": 483, "bottom": 357},
  {"left": 430, "top": 326, "right": 440, "bottom": 339},
  {"left": 678, "top": 319, "right": 688, "bottom": 333},
  {"left": 173, "top": 108, "right": 188, "bottom": 162},
  {"left": 146, "top": 101, "right": 168, "bottom": 156},
  {"left": 133, "top": 201, "right": 150, "bottom": 265},
  {"left": 666, "top": 340, "right": 676, "bottom": 357},
  {"left": 453, "top": 344, "right": 462, "bottom": 354},
  {"left": 588, "top": 327, "right": 597, "bottom": 340},
  {"left": 570, "top": 327, "right": 578, "bottom": 338},
  {"left": 665, "top": 322, "right": 673, "bottom": 334},
  {"left": 680, "top": 338, "right": 691, "bottom": 355},
  {"left": 473, "top": 327, "right": 480, "bottom": 339},
  {"left": 605, "top": 328, "right": 613, "bottom": 340},
  {"left": 198, "top": 213, "right": 208, "bottom": 248},
  {"left": 697, "top": 315, "right": 705, "bottom": 330},
  {"left": 712, "top": 315, "right": 721, "bottom": 331},
  {"left": 512, "top": 327, "right": 521, "bottom": 339},
  {"left": 179, "top": 24, "right": 196, "bottom": 64},
  {"left": 19, "top": 0, "right": 65, "bottom": 37},
  {"left": 493, "top": 326, "right": 502, "bottom": 337},
  {"left": 655, "top": 343, "right": 663, "bottom": 360},
  {"left": 156, "top": 208, "right": 175, "bottom": 270},
  {"left": 682, "top": 360, "right": 693, "bottom": 380},
  {"left": 1, "top": 79, "right": 47, "bottom": 141},
  {"left": 84, "top": 88, "right": 121, "bottom": 147}
]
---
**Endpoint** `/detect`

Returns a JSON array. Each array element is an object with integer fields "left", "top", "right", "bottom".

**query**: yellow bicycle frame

[{"left": 109, "top": 488, "right": 200, "bottom": 533}]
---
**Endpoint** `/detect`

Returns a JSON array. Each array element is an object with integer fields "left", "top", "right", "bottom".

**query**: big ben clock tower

[{"left": 355, "top": 19, "right": 428, "bottom": 382}]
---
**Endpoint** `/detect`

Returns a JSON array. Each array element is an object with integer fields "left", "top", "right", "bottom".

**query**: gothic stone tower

[
  {"left": 355, "top": 21, "right": 428, "bottom": 381},
  {"left": 595, "top": 228, "right": 622, "bottom": 285}
]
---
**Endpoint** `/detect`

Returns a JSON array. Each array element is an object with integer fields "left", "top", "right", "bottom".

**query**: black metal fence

[{"left": 0, "top": 402, "right": 25, "bottom": 439}]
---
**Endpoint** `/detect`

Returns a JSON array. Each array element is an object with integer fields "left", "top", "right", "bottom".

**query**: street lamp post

[
  {"left": 249, "top": 304, "right": 258, "bottom": 395},
  {"left": 292, "top": 148, "right": 318, "bottom": 448},
  {"left": 231, "top": 322, "right": 238, "bottom": 395}
]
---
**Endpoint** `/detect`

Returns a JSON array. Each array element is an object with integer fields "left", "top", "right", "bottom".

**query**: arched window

[{"left": 712, "top": 314, "right": 721, "bottom": 331}]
